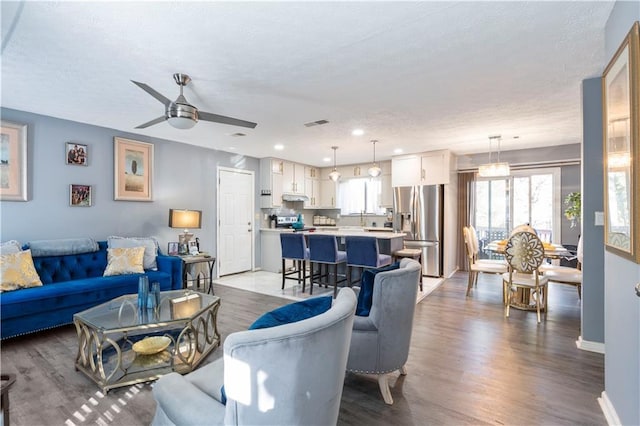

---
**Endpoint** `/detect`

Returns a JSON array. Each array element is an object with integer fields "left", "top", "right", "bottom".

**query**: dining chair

[
  {"left": 308, "top": 234, "right": 348, "bottom": 297},
  {"left": 540, "top": 235, "right": 583, "bottom": 298},
  {"left": 502, "top": 231, "right": 549, "bottom": 323},
  {"left": 279, "top": 233, "right": 310, "bottom": 292},
  {"left": 463, "top": 226, "right": 508, "bottom": 296},
  {"left": 510, "top": 223, "right": 537, "bottom": 236},
  {"left": 345, "top": 236, "right": 392, "bottom": 286}
]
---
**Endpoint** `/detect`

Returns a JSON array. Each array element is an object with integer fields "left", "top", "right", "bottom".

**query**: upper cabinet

[
  {"left": 392, "top": 150, "right": 452, "bottom": 187},
  {"left": 304, "top": 166, "right": 320, "bottom": 208},
  {"left": 260, "top": 158, "right": 283, "bottom": 208},
  {"left": 282, "top": 161, "right": 305, "bottom": 194}
]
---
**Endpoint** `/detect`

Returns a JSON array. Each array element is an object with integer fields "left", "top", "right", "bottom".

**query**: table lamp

[{"left": 169, "top": 209, "right": 202, "bottom": 254}]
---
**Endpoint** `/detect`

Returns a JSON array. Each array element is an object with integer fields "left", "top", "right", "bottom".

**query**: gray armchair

[
  {"left": 346, "top": 258, "right": 421, "bottom": 405},
  {"left": 152, "top": 288, "right": 357, "bottom": 426}
]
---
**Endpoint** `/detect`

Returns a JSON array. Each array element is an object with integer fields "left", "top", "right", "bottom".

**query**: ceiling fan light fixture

[
  {"left": 167, "top": 116, "right": 197, "bottom": 129},
  {"left": 368, "top": 140, "right": 382, "bottom": 177},
  {"left": 329, "top": 146, "right": 341, "bottom": 182}
]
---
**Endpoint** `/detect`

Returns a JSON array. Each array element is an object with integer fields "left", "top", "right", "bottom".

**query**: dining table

[{"left": 484, "top": 240, "right": 572, "bottom": 311}]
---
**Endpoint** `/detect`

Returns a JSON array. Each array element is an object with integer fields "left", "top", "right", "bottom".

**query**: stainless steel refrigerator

[{"left": 393, "top": 185, "right": 444, "bottom": 277}]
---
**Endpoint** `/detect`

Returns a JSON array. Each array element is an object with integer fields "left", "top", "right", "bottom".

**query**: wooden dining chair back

[
  {"left": 502, "top": 231, "right": 549, "bottom": 323},
  {"left": 463, "top": 226, "right": 508, "bottom": 296}
]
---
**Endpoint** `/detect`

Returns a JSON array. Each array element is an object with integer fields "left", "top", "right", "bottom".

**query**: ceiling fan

[{"left": 132, "top": 73, "right": 257, "bottom": 130}]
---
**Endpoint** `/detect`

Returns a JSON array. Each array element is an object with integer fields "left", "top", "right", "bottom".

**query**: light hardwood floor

[{"left": 0, "top": 272, "right": 605, "bottom": 425}]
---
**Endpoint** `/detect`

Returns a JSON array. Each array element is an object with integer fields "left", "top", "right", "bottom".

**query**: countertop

[{"left": 260, "top": 227, "right": 404, "bottom": 239}]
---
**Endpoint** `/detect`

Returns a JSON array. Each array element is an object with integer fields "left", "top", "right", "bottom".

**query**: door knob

[{"left": 635, "top": 282, "right": 640, "bottom": 298}]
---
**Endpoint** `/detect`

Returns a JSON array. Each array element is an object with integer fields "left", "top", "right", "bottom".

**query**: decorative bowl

[{"left": 132, "top": 336, "right": 171, "bottom": 355}]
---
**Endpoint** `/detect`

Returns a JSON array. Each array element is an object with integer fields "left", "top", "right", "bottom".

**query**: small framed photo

[
  {"left": 167, "top": 242, "right": 179, "bottom": 256},
  {"left": 70, "top": 184, "right": 92, "bottom": 207},
  {"left": 66, "top": 142, "right": 88, "bottom": 166},
  {"left": 188, "top": 240, "right": 199, "bottom": 255}
]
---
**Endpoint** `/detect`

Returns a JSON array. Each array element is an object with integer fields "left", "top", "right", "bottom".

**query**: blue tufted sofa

[{"left": 0, "top": 241, "right": 183, "bottom": 339}]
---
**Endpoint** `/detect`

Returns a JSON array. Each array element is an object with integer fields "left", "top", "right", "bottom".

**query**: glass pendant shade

[
  {"left": 478, "top": 135, "right": 510, "bottom": 177},
  {"left": 368, "top": 140, "right": 382, "bottom": 177},
  {"left": 329, "top": 146, "right": 341, "bottom": 181}
]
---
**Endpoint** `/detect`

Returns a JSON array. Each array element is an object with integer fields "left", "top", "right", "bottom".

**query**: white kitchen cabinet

[
  {"left": 282, "top": 161, "right": 305, "bottom": 194},
  {"left": 317, "top": 169, "right": 337, "bottom": 208},
  {"left": 260, "top": 158, "right": 283, "bottom": 208},
  {"left": 379, "top": 174, "right": 393, "bottom": 207},
  {"left": 391, "top": 150, "right": 451, "bottom": 186},
  {"left": 305, "top": 166, "right": 319, "bottom": 179},
  {"left": 304, "top": 176, "right": 320, "bottom": 208}
]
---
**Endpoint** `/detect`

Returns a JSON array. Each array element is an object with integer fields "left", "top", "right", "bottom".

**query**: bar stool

[
  {"left": 308, "top": 234, "right": 347, "bottom": 297},
  {"left": 345, "top": 236, "right": 392, "bottom": 286},
  {"left": 393, "top": 248, "right": 423, "bottom": 291},
  {"left": 280, "top": 233, "right": 310, "bottom": 291}
]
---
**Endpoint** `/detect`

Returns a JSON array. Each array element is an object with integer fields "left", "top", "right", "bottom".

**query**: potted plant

[{"left": 564, "top": 192, "right": 581, "bottom": 228}]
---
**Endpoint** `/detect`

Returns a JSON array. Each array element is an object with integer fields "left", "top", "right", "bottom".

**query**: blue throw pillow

[
  {"left": 248, "top": 296, "right": 333, "bottom": 330},
  {"left": 356, "top": 262, "right": 400, "bottom": 317}
]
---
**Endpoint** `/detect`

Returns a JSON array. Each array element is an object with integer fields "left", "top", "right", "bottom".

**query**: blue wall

[
  {"left": 0, "top": 107, "right": 262, "bottom": 268},
  {"left": 602, "top": 3, "right": 640, "bottom": 425}
]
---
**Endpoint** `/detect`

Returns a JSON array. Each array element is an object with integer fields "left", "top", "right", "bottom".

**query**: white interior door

[{"left": 218, "top": 168, "right": 254, "bottom": 276}]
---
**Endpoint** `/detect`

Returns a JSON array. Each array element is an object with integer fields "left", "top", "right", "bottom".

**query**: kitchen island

[{"left": 260, "top": 228, "right": 405, "bottom": 273}]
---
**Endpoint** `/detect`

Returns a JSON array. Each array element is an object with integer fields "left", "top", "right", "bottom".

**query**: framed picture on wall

[
  {"left": 70, "top": 184, "right": 92, "bottom": 207},
  {"left": 114, "top": 137, "right": 153, "bottom": 201},
  {"left": 66, "top": 142, "right": 88, "bottom": 166},
  {"left": 602, "top": 21, "right": 639, "bottom": 263},
  {"left": 0, "top": 120, "right": 28, "bottom": 201}
]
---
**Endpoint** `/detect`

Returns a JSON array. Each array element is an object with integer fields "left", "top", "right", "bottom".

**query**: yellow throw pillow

[
  {"left": 103, "top": 246, "right": 145, "bottom": 276},
  {"left": 0, "top": 249, "right": 43, "bottom": 292}
]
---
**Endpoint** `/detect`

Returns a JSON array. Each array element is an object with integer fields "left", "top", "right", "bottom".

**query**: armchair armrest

[
  {"left": 152, "top": 372, "right": 226, "bottom": 425},
  {"left": 156, "top": 255, "right": 183, "bottom": 290}
]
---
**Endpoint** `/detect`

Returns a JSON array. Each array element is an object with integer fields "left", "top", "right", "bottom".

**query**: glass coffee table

[{"left": 73, "top": 290, "right": 220, "bottom": 393}]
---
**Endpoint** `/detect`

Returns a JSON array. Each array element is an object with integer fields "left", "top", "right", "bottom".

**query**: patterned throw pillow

[
  {"left": 103, "top": 247, "right": 145, "bottom": 276},
  {"left": 0, "top": 249, "right": 43, "bottom": 292},
  {"left": 108, "top": 236, "right": 159, "bottom": 270}
]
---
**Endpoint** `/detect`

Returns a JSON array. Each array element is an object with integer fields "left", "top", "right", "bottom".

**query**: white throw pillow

[
  {"left": 108, "top": 236, "right": 158, "bottom": 270},
  {"left": 0, "top": 240, "right": 22, "bottom": 256}
]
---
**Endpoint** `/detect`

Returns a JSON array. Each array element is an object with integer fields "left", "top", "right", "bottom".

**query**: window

[
  {"left": 337, "top": 177, "right": 385, "bottom": 215},
  {"left": 473, "top": 168, "right": 561, "bottom": 258}
]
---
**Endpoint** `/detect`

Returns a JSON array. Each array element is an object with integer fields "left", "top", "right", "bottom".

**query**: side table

[{"left": 177, "top": 255, "right": 216, "bottom": 294}]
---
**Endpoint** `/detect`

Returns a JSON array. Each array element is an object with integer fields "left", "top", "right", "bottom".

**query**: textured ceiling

[{"left": 1, "top": 1, "right": 614, "bottom": 167}]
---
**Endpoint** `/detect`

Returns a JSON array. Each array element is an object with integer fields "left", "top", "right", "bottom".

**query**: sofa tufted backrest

[{"left": 31, "top": 241, "right": 108, "bottom": 284}]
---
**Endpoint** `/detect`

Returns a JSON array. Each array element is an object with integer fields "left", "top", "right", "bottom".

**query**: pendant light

[
  {"left": 328, "top": 146, "right": 341, "bottom": 182},
  {"left": 367, "top": 140, "right": 382, "bottom": 177},
  {"left": 478, "top": 135, "right": 510, "bottom": 177}
]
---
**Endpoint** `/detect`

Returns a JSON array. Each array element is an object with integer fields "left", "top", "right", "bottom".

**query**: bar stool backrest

[
  {"left": 345, "top": 236, "right": 380, "bottom": 267},
  {"left": 280, "top": 233, "right": 308, "bottom": 260},
  {"left": 308, "top": 234, "right": 340, "bottom": 263}
]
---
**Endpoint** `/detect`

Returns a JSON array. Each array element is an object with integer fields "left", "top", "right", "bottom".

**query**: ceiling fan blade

[
  {"left": 198, "top": 111, "right": 257, "bottom": 129},
  {"left": 135, "top": 116, "right": 166, "bottom": 129},
  {"left": 131, "top": 80, "right": 172, "bottom": 108}
]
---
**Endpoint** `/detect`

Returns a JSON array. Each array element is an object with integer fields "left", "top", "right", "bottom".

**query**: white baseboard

[
  {"left": 446, "top": 267, "right": 459, "bottom": 279},
  {"left": 598, "top": 391, "right": 621, "bottom": 426},
  {"left": 576, "top": 336, "right": 605, "bottom": 354}
]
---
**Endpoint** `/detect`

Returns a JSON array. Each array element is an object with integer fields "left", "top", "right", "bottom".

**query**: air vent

[
  {"left": 304, "top": 119, "right": 329, "bottom": 127},
  {"left": 230, "top": 132, "right": 246, "bottom": 137}
]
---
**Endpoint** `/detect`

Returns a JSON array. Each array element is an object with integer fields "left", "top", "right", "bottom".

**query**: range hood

[{"left": 282, "top": 193, "right": 309, "bottom": 202}]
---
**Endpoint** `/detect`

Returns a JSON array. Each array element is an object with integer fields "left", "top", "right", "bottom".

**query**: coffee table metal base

[{"left": 74, "top": 297, "right": 220, "bottom": 393}]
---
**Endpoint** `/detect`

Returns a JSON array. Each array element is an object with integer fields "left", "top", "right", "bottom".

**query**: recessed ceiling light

[
  {"left": 352, "top": 129, "right": 364, "bottom": 136},
  {"left": 274, "top": 144, "right": 284, "bottom": 150},
  {"left": 228, "top": 146, "right": 236, "bottom": 150},
  {"left": 323, "top": 157, "right": 331, "bottom": 162},
  {"left": 394, "top": 148, "right": 403, "bottom": 154}
]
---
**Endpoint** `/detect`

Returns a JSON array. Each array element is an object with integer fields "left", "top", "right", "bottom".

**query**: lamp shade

[
  {"left": 478, "top": 162, "right": 510, "bottom": 177},
  {"left": 169, "top": 209, "right": 202, "bottom": 229},
  {"left": 167, "top": 116, "right": 197, "bottom": 130}
]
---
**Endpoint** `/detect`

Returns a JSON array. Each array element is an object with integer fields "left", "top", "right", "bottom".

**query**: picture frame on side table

[
  {"left": 602, "top": 21, "right": 639, "bottom": 263},
  {"left": 66, "top": 142, "right": 88, "bottom": 166},
  {"left": 114, "top": 137, "right": 153, "bottom": 201},
  {"left": 70, "top": 184, "right": 92, "bottom": 207},
  {"left": 167, "top": 242, "right": 179, "bottom": 256},
  {"left": 0, "top": 121, "right": 28, "bottom": 201}
]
